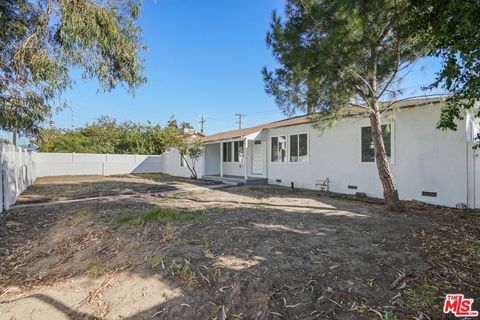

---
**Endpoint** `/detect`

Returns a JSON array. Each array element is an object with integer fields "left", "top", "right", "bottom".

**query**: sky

[{"left": 11, "top": 0, "right": 445, "bottom": 145}]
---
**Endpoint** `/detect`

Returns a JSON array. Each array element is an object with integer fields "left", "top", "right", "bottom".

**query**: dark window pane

[
  {"left": 290, "top": 135, "right": 298, "bottom": 162},
  {"left": 227, "top": 142, "right": 232, "bottom": 162},
  {"left": 279, "top": 136, "right": 286, "bottom": 162},
  {"left": 239, "top": 141, "right": 244, "bottom": 162},
  {"left": 361, "top": 127, "right": 374, "bottom": 162},
  {"left": 234, "top": 141, "right": 239, "bottom": 162},
  {"left": 223, "top": 142, "right": 228, "bottom": 162},
  {"left": 361, "top": 125, "right": 391, "bottom": 162},
  {"left": 271, "top": 137, "right": 278, "bottom": 162},
  {"left": 299, "top": 134, "right": 308, "bottom": 161},
  {"left": 382, "top": 125, "right": 391, "bottom": 157}
]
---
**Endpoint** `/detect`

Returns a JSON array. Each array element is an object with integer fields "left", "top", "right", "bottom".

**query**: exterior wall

[
  {"left": 161, "top": 148, "right": 204, "bottom": 178},
  {"left": 218, "top": 140, "right": 247, "bottom": 177},
  {"left": 266, "top": 104, "right": 470, "bottom": 207},
  {"left": 36, "top": 152, "right": 162, "bottom": 177},
  {"left": 467, "top": 142, "right": 480, "bottom": 208},
  {"left": 204, "top": 143, "right": 220, "bottom": 175}
]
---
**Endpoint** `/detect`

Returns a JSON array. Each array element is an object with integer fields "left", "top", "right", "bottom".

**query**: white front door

[{"left": 252, "top": 141, "right": 264, "bottom": 174}]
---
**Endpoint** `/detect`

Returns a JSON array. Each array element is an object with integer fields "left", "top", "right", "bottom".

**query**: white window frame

[
  {"left": 287, "top": 133, "right": 309, "bottom": 164},
  {"left": 233, "top": 140, "right": 244, "bottom": 163},
  {"left": 222, "top": 142, "right": 232, "bottom": 162},
  {"left": 270, "top": 135, "right": 287, "bottom": 163},
  {"left": 359, "top": 122, "right": 395, "bottom": 165}
]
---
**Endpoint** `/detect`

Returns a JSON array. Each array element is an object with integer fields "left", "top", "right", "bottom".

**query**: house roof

[{"left": 202, "top": 96, "right": 445, "bottom": 143}]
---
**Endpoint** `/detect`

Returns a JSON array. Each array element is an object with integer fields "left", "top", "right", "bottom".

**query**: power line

[{"left": 235, "top": 113, "right": 246, "bottom": 129}]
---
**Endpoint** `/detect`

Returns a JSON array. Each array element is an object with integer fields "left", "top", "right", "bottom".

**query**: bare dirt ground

[
  {"left": 0, "top": 175, "right": 479, "bottom": 319},
  {"left": 16, "top": 174, "right": 218, "bottom": 204}
]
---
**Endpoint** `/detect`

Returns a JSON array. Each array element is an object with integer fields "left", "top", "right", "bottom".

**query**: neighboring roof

[{"left": 202, "top": 96, "right": 445, "bottom": 143}]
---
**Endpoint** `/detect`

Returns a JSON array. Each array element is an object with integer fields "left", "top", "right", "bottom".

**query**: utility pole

[
  {"left": 235, "top": 113, "right": 246, "bottom": 129},
  {"left": 199, "top": 114, "right": 206, "bottom": 133}
]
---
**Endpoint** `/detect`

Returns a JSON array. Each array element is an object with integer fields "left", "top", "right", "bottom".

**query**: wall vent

[
  {"left": 348, "top": 185, "right": 358, "bottom": 190},
  {"left": 276, "top": 179, "right": 282, "bottom": 183},
  {"left": 254, "top": 140, "right": 262, "bottom": 144},
  {"left": 422, "top": 191, "right": 437, "bottom": 197}
]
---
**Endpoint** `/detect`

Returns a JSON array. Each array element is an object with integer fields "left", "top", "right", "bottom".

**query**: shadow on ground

[{"left": 1, "top": 181, "right": 479, "bottom": 319}]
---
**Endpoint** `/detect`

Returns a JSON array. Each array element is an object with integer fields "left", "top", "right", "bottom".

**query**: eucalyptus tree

[
  {"left": 0, "top": 0, "right": 146, "bottom": 144},
  {"left": 407, "top": 0, "right": 480, "bottom": 139},
  {"left": 264, "top": 0, "right": 426, "bottom": 212}
]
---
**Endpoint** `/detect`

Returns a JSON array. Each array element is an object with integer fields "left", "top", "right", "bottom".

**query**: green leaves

[
  {"left": 36, "top": 116, "right": 187, "bottom": 155},
  {"left": 0, "top": 0, "right": 146, "bottom": 140},
  {"left": 407, "top": 0, "right": 480, "bottom": 139},
  {"left": 264, "top": 0, "right": 423, "bottom": 119}
]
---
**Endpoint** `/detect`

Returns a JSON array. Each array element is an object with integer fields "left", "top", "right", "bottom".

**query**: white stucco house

[{"left": 196, "top": 97, "right": 479, "bottom": 209}]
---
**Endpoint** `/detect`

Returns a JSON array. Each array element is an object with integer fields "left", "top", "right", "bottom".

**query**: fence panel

[{"left": 0, "top": 145, "right": 37, "bottom": 212}]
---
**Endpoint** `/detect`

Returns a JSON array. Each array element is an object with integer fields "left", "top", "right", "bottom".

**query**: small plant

[
  {"left": 175, "top": 237, "right": 188, "bottom": 245},
  {"left": 171, "top": 259, "right": 194, "bottom": 285},
  {"left": 88, "top": 263, "right": 106, "bottom": 275},
  {"left": 115, "top": 213, "right": 134, "bottom": 224},
  {"left": 382, "top": 311, "right": 399, "bottom": 320},
  {"left": 153, "top": 254, "right": 165, "bottom": 268}
]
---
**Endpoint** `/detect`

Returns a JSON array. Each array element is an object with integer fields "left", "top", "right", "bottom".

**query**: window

[
  {"left": 234, "top": 141, "right": 244, "bottom": 162},
  {"left": 222, "top": 142, "right": 232, "bottom": 162},
  {"left": 289, "top": 134, "right": 308, "bottom": 163},
  {"left": 180, "top": 150, "right": 186, "bottom": 167},
  {"left": 271, "top": 136, "right": 286, "bottom": 162},
  {"left": 361, "top": 124, "right": 391, "bottom": 162}
]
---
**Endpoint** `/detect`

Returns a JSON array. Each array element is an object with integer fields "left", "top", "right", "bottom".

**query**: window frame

[
  {"left": 288, "top": 133, "right": 309, "bottom": 164},
  {"left": 222, "top": 142, "right": 232, "bottom": 162},
  {"left": 360, "top": 122, "right": 395, "bottom": 165},
  {"left": 233, "top": 140, "right": 244, "bottom": 163},
  {"left": 270, "top": 135, "right": 287, "bottom": 163}
]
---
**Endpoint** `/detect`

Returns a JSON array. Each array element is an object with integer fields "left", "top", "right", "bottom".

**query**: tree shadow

[{"left": 0, "top": 183, "right": 448, "bottom": 319}]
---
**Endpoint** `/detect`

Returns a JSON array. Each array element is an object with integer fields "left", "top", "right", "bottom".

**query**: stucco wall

[
  {"left": 266, "top": 104, "right": 470, "bottom": 207},
  {"left": 161, "top": 148, "right": 204, "bottom": 178}
]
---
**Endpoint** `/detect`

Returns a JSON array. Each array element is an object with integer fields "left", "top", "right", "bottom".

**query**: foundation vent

[{"left": 422, "top": 191, "right": 437, "bottom": 197}]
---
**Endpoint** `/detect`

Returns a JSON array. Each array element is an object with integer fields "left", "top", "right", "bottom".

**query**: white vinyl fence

[
  {"left": 0, "top": 147, "right": 202, "bottom": 212},
  {"left": 0, "top": 145, "right": 37, "bottom": 212},
  {"left": 35, "top": 152, "right": 163, "bottom": 177}
]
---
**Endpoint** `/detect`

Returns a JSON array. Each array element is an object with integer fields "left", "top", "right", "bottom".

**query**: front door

[{"left": 252, "top": 141, "right": 264, "bottom": 174}]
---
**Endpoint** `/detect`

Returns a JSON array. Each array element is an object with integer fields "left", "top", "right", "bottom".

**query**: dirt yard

[{"left": 0, "top": 174, "right": 478, "bottom": 319}]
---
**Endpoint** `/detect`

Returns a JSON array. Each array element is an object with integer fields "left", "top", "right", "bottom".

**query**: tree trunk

[
  {"left": 369, "top": 110, "right": 404, "bottom": 212},
  {"left": 12, "top": 129, "right": 17, "bottom": 146}
]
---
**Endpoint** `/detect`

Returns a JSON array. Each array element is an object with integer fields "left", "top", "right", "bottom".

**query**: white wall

[
  {"left": 204, "top": 143, "right": 220, "bottom": 176},
  {"left": 0, "top": 145, "right": 37, "bottom": 211},
  {"left": 35, "top": 152, "right": 163, "bottom": 177},
  {"left": 161, "top": 148, "right": 204, "bottom": 178},
  {"left": 467, "top": 142, "right": 480, "bottom": 209},
  {"left": 266, "top": 104, "right": 471, "bottom": 207}
]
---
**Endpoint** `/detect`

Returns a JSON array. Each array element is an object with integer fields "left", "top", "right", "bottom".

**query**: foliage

[
  {"left": 35, "top": 116, "right": 184, "bottom": 155},
  {"left": 263, "top": 0, "right": 423, "bottom": 211},
  {"left": 178, "top": 139, "right": 203, "bottom": 179},
  {"left": 264, "top": 0, "right": 423, "bottom": 117},
  {"left": 0, "top": 0, "right": 146, "bottom": 139},
  {"left": 406, "top": 0, "right": 480, "bottom": 142}
]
